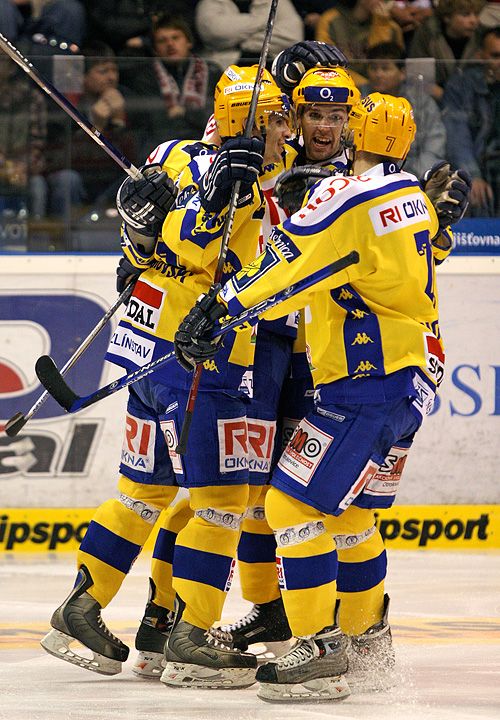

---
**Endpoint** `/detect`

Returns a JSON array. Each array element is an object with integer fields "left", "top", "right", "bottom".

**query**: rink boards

[
  {"left": 0, "top": 503, "right": 499, "bottom": 552},
  {"left": 1, "top": 254, "right": 500, "bottom": 550}
]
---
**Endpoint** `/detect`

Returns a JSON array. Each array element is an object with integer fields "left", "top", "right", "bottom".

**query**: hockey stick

[
  {"left": 176, "top": 0, "right": 281, "bottom": 453},
  {"left": 4, "top": 283, "right": 134, "bottom": 437},
  {"left": 35, "top": 250, "right": 359, "bottom": 414},
  {"left": 0, "top": 33, "right": 143, "bottom": 180}
]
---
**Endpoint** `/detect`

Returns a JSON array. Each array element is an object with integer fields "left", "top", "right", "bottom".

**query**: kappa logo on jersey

[
  {"left": 218, "top": 417, "right": 248, "bottom": 473},
  {"left": 121, "top": 413, "right": 156, "bottom": 473},
  {"left": 247, "top": 419, "right": 276, "bottom": 473},
  {"left": 369, "top": 194, "right": 430, "bottom": 235},
  {"left": 160, "top": 419, "right": 183, "bottom": 475},
  {"left": 363, "top": 446, "right": 409, "bottom": 498},
  {"left": 278, "top": 419, "right": 333, "bottom": 486},
  {"left": 125, "top": 280, "right": 165, "bottom": 331},
  {"left": 108, "top": 327, "right": 155, "bottom": 366}
]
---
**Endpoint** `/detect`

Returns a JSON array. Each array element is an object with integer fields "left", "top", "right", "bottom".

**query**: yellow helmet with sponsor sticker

[
  {"left": 292, "top": 66, "right": 361, "bottom": 110},
  {"left": 348, "top": 93, "right": 416, "bottom": 161},
  {"left": 214, "top": 64, "right": 291, "bottom": 138}
]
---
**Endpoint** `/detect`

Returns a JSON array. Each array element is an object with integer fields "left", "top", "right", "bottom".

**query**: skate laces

[
  {"left": 94, "top": 609, "right": 122, "bottom": 644},
  {"left": 274, "top": 637, "right": 317, "bottom": 669},
  {"left": 205, "top": 629, "right": 233, "bottom": 651},
  {"left": 208, "top": 626, "right": 234, "bottom": 645},
  {"left": 220, "top": 604, "right": 260, "bottom": 632}
]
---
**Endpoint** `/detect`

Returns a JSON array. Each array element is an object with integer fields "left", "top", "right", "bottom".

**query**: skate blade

[
  {"left": 40, "top": 629, "right": 122, "bottom": 676},
  {"left": 257, "top": 675, "right": 350, "bottom": 703},
  {"left": 132, "top": 650, "right": 165, "bottom": 679},
  {"left": 160, "top": 661, "right": 256, "bottom": 689}
]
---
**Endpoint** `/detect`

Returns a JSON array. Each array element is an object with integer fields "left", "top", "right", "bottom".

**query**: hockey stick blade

[
  {"left": 33, "top": 250, "right": 359, "bottom": 414},
  {"left": 4, "top": 412, "right": 28, "bottom": 437},
  {"left": 35, "top": 356, "right": 79, "bottom": 412},
  {"left": 5, "top": 282, "right": 134, "bottom": 435}
]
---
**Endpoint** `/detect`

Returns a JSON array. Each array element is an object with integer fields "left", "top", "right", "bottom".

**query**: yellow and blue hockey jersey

[
  {"left": 220, "top": 162, "right": 446, "bottom": 407},
  {"left": 106, "top": 138, "right": 264, "bottom": 393}
]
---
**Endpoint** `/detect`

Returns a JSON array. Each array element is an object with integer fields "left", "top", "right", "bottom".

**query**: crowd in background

[{"left": 0, "top": 0, "right": 499, "bottom": 250}]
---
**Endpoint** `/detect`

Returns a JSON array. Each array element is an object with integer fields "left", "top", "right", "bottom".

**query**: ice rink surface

[{"left": 1, "top": 550, "right": 499, "bottom": 720}]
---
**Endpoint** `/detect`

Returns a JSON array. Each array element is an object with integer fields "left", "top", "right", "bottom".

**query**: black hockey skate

[
  {"left": 40, "top": 565, "right": 129, "bottom": 675},
  {"left": 256, "top": 624, "right": 350, "bottom": 703},
  {"left": 214, "top": 596, "right": 294, "bottom": 660},
  {"left": 160, "top": 596, "right": 257, "bottom": 689},
  {"left": 133, "top": 579, "right": 175, "bottom": 679},
  {"left": 346, "top": 594, "right": 396, "bottom": 692}
]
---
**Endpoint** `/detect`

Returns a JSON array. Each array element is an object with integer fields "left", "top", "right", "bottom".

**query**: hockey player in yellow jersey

[
  {"left": 40, "top": 65, "right": 293, "bottom": 688},
  {"left": 174, "top": 93, "right": 453, "bottom": 702},
  {"left": 219, "top": 63, "right": 362, "bottom": 658}
]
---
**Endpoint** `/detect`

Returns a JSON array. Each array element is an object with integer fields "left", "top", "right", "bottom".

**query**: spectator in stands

[
  {"left": 389, "top": 0, "right": 433, "bottom": 49},
  {"left": 315, "top": 0, "right": 404, "bottom": 84},
  {"left": 361, "top": 41, "right": 446, "bottom": 177},
  {"left": 409, "top": 0, "right": 483, "bottom": 102},
  {"left": 195, "top": 0, "right": 304, "bottom": 69},
  {"left": 83, "top": 1, "right": 201, "bottom": 56},
  {"left": 289, "top": 0, "right": 337, "bottom": 40},
  {"left": 442, "top": 25, "right": 500, "bottom": 216},
  {"left": 123, "top": 15, "right": 219, "bottom": 157},
  {"left": 479, "top": 0, "right": 500, "bottom": 29},
  {"left": 0, "top": 55, "right": 46, "bottom": 221},
  {"left": 41, "top": 42, "right": 136, "bottom": 227},
  {"left": 1, "top": 0, "right": 86, "bottom": 50}
]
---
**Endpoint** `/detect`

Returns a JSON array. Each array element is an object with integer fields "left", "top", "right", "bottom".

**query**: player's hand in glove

[
  {"left": 275, "top": 166, "right": 333, "bottom": 215},
  {"left": 174, "top": 285, "right": 227, "bottom": 372},
  {"left": 116, "top": 164, "right": 177, "bottom": 236},
  {"left": 272, "top": 41, "right": 348, "bottom": 95},
  {"left": 116, "top": 255, "right": 143, "bottom": 298},
  {"left": 421, "top": 161, "right": 472, "bottom": 228},
  {"left": 199, "top": 137, "right": 265, "bottom": 214}
]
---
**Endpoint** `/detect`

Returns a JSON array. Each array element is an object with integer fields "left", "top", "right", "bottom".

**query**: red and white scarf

[{"left": 153, "top": 57, "right": 208, "bottom": 113}]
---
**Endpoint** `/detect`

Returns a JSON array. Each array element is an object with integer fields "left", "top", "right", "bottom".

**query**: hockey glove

[
  {"left": 272, "top": 41, "right": 348, "bottom": 95},
  {"left": 116, "top": 255, "right": 143, "bottom": 297},
  {"left": 174, "top": 285, "right": 227, "bottom": 372},
  {"left": 199, "top": 137, "right": 265, "bottom": 214},
  {"left": 421, "top": 161, "right": 472, "bottom": 228},
  {"left": 274, "top": 166, "right": 334, "bottom": 215},
  {"left": 116, "top": 164, "right": 177, "bottom": 237}
]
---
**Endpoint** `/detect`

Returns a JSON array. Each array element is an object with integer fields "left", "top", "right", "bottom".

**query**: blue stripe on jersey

[
  {"left": 331, "top": 284, "right": 385, "bottom": 378},
  {"left": 278, "top": 549, "right": 338, "bottom": 591},
  {"left": 238, "top": 531, "right": 276, "bottom": 564},
  {"left": 80, "top": 521, "right": 141, "bottom": 574},
  {"left": 284, "top": 179, "right": 421, "bottom": 236},
  {"left": 174, "top": 545, "right": 233, "bottom": 591},
  {"left": 336, "top": 550, "right": 387, "bottom": 593},
  {"left": 152, "top": 528, "right": 176, "bottom": 564}
]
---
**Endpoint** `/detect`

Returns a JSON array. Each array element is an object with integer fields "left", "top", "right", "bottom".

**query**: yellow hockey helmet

[
  {"left": 348, "top": 93, "right": 416, "bottom": 160},
  {"left": 214, "top": 65, "right": 291, "bottom": 138},
  {"left": 292, "top": 66, "right": 361, "bottom": 109}
]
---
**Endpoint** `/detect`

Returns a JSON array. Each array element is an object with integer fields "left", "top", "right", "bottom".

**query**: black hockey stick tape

[
  {"left": 5, "top": 412, "right": 27, "bottom": 437},
  {"left": 35, "top": 356, "right": 79, "bottom": 412}
]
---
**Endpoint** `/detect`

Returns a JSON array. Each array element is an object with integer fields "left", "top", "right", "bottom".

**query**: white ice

[{"left": 1, "top": 550, "right": 499, "bottom": 720}]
